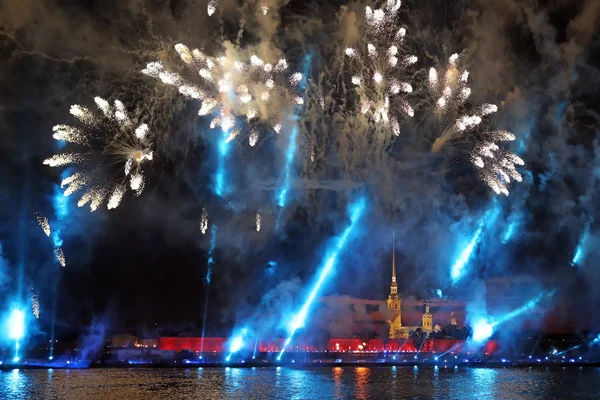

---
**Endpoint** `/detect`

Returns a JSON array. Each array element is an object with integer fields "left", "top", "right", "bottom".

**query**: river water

[{"left": 1, "top": 366, "right": 599, "bottom": 399}]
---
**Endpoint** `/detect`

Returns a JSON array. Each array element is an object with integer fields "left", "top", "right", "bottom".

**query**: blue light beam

[
  {"left": 278, "top": 197, "right": 366, "bottom": 360},
  {"left": 214, "top": 127, "right": 231, "bottom": 197},
  {"left": 502, "top": 221, "right": 516, "bottom": 244},
  {"left": 276, "top": 54, "right": 312, "bottom": 211},
  {"left": 226, "top": 328, "right": 248, "bottom": 361},
  {"left": 451, "top": 226, "right": 483, "bottom": 283},
  {"left": 572, "top": 220, "right": 591, "bottom": 267},
  {"left": 200, "top": 225, "right": 218, "bottom": 354},
  {"left": 471, "top": 290, "right": 555, "bottom": 343},
  {"left": 451, "top": 204, "right": 500, "bottom": 284},
  {"left": 7, "top": 308, "right": 25, "bottom": 362}
]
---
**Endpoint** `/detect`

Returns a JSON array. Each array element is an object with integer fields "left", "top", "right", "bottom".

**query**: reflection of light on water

[
  {"left": 333, "top": 367, "right": 343, "bottom": 399},
  {"left": 354, "top": 367, "right": 370, "bottom": 400},
  {"left": 288, "top": 369, "right": 309, "bottom": 400},
  {"left": 471, "top": 368, "right": 498, "bottom": 398},
  {"left": 9, "top": 369, "right": 29, "bottom": 397},
  {"left": 224, "top": 366, "right": 243, "bottom": 396}
]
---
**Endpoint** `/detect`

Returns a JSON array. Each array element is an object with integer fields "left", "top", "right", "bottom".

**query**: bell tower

[
  {"left": 386, "top": 232, "right": 402, "bottom": 338},
  {"left": 422, "top": 302, "right": 433, "bottom": 333}
]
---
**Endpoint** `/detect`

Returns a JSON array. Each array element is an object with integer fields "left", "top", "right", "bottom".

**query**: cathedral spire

[
  {"left": 392, "top": 231, "right": 396, "bottom": 283},
  {"left": 389, "top": 231, "right": 398, "bottom": 297}
]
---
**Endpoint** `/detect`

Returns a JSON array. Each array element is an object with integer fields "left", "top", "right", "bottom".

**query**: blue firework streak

[
  {"left": 276, "top": 54, "right": 312, "bottom": 222},
  {"left": 278, "top": 197, "right": 366, "bottom": 360},
  {"left": 214, "top": 127, "right": 230, "bottom": 197},
  {"left": 572, "top": 219, "right": 592, "bottom": 267},
  {"left": 471, "top": 290, "right": 555, "bottom": 343},
  {"left": 451, "top": 202, "right": 501, "bottom": 284}
]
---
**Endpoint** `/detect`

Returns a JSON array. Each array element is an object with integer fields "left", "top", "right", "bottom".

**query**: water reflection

[
  {"left": 288, "top": 368, "right": 310, "bottom": 400},
  {"left": 1, "top": 366, "right": 600, "bottom": 399},
  {"left": 7, "top": 369, "right": 30, "bottom": 399},
  {"left": 471, "top": 368, "right": 499, "bottom": 398},
  {"left": 332, "top": 366, "right": 343, "bottom": 399},
  {"left": 354, "top": 367, "right": 370, "bottom": 399}
]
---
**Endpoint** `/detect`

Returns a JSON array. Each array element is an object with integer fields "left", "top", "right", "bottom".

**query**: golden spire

[{"left": 392, "top": 231, "right": 396, "bottom": 283}]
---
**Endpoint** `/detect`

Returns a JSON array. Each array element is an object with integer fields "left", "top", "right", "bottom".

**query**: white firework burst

[
  {"left": 143, "top": 43, "right": 303, "bottom": 143},
  {"left": 344, "top": 1, "right": 417, "bottom": 132},
  {"left": 44, "top": 97, "right": 154, "bottom": 211},
  {"left": 426, "top": 53, "right": 526, "bottom": 195}
]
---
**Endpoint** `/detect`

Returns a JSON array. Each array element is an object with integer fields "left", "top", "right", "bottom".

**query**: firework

[
  {"left": 201, "top": 207, "right": 209, "bottom": 235},
  {"left": 142, "top": 43, "right": 303, "bottom": 142},
  {"left": 44, "top": 97, "right": 155, "bottom": 211},
  {"left": 256, "top": 212, "right": 261, "bottom": 232},
  {"left": 249, "top": 130, "right": 259, "bottom": 147},
  {"left": 471, "top": 146, "right": 524, "bottom": 196},
  {"left": 344, "top": 1, "right": 417, "bottom": 134},
  {"left": 54, "top": 247, "right": 66, "bottom": 267},
  {"left": 36, "top": 213, "right": 51, "bottom": 237},
  {"left": 429, "top": 54, "right": 500, "bottom": 152},
  {"left": 427, "top": 53, "right": 525, "bottom": 195},
  {"left": 30, "top": 289, "right": 40, "bottom": 319}
]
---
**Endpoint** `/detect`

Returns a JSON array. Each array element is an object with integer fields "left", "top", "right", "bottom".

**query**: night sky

[{"left": 0, "top": 0, "right": 599, "bottom": 342}]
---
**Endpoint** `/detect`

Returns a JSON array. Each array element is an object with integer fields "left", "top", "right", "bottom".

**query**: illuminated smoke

[
  {"left": 44, "top": 97, "right": 154, "bottom": 211},
  {"left": 279, "top": 197, "right": 367, "bottom": 359}
]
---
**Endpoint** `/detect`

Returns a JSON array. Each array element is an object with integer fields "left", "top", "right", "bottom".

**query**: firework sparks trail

[
  {"left": 30, "top": 288, "right": 40, "bottom": 319},
  {"left": 54, "top": 247, "right": 66, "bottom": 267},
  {"left": 427, "top": 53, "right": 525, "bottom": 195},
  {"left": 278, "top": 197, "right": 367, "bottom": 360},
  {"left": 256, "top": 212, "right": 261, "bottom": 232},
  {"left": 344, "top": 1, "right": 417, "bottom": 135},
  {"left": 43, "top": 97, "right": 155, "bottom": 211},
  {"left": 36, "top": 213, "right": 51, "bottom": 237},
  {"left": 201, "top": 207, "right": 209, "bottom": 235}
]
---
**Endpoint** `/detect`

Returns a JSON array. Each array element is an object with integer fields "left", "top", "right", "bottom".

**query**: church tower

[
  {"left": 386, "top": 232, "right": 402, "bottom": 338},
  {"left": 422, "top": 302, "right": 433, "bottom": 333},
  {"left": 450, "top": 310, "right": 457, "bottom": 326}
]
